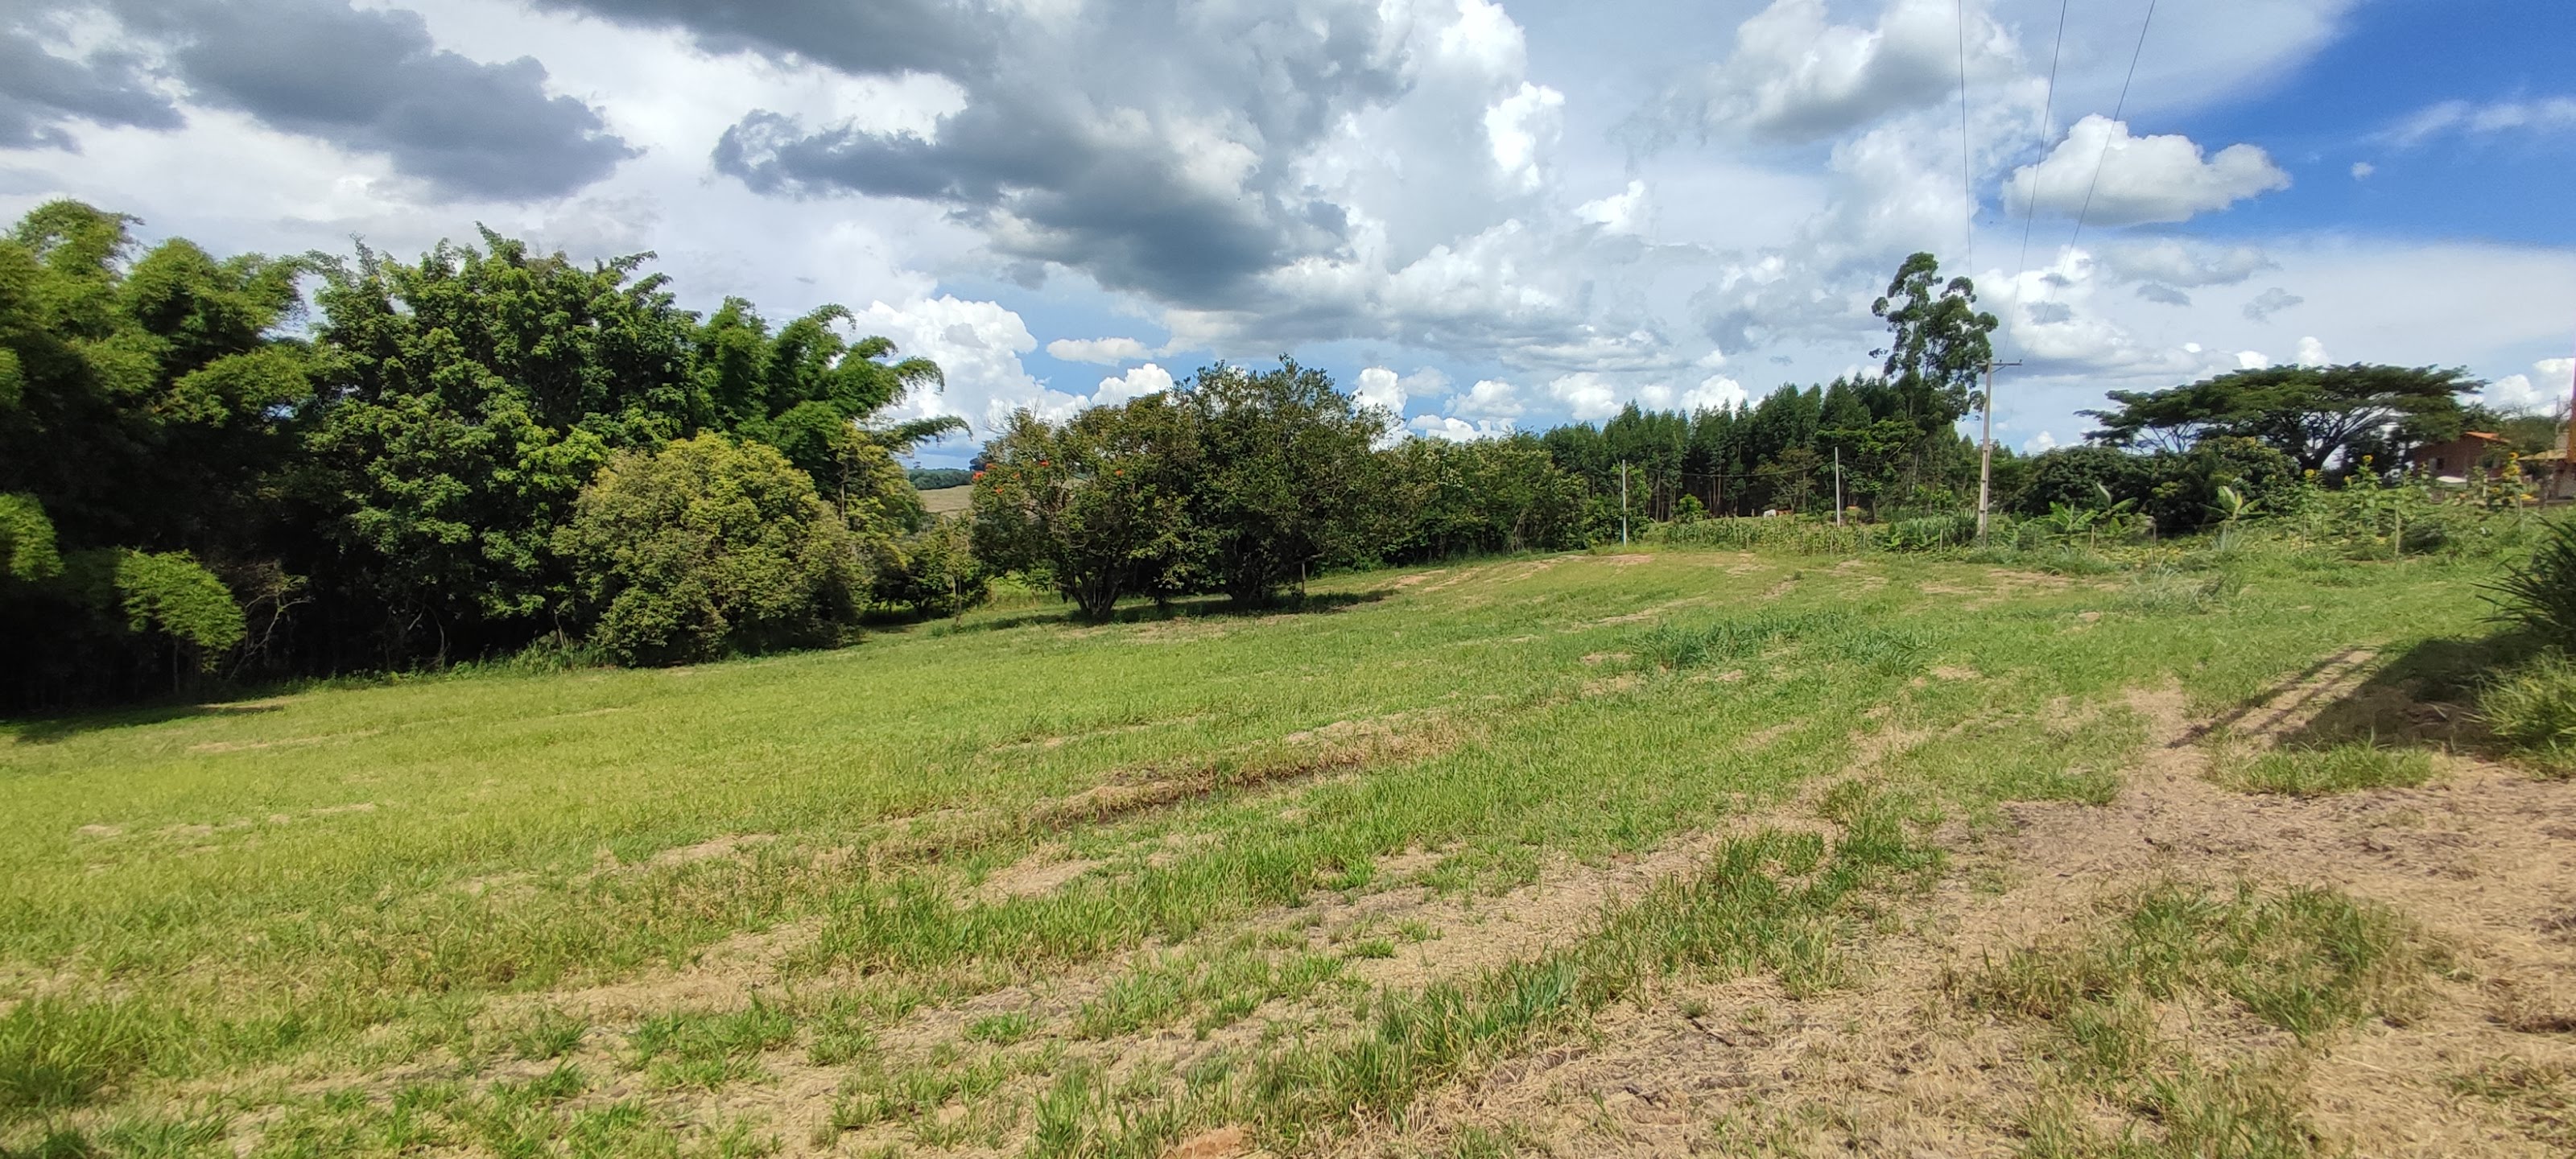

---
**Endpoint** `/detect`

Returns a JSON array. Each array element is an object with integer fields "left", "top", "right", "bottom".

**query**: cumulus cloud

[
  {"left": 859, "top": 295, "right": 1067, "bottom": 434},
  {"left": 1646, "top": 0, "right": 2013, "bottom": 144},
  {"left": 2236, "top": 350, "right": 2273, "bottom": 370},
  {"left": 2022, "top": 431, "right": 2058, "bottom": 453},
  {"left": 1352, "top": 366, "right": 1445, "bottom": 417},
  {"left": 2294, "top": 336, "right": 2330, "bottom": 366},
  {"left": 2385, "top": 97, "right": 2576, "bottom": 147},
  {"left": 2243, "top": 287, "right": 2303, "bottom": 322},
  {"left": 1045, "top": 336, "right": 1150, "bottom": 364},
  {"left": 1447, "top": 378, "right": 1526, "bottom": 421},
  {"left": 2136, "top": 283, "right": 2191, "bottom": 306},
  {"left": 1408, "top": 414, "right": 1513, "bottom": 441},
  {"left": 2350, "top": 161, "right": 2374, "bottom": 179},
  {"left": 1575, "top": 179, "right": 1647, "bottom": 235},
  {"left": 2006, "top": 116, "right": 2289, "bottom": 226},
  {"left": 1090, "top": 362, "right": 1174, "bottom": 406},
  {"left": 2489, "top": 358, "right": 2574, "bottom": 413}
]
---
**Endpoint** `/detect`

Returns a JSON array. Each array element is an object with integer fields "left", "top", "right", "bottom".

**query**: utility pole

[
  {"left": 1619, "top": 461, "right": 1630, "bottom": 545},
  {"left": 1833, "top": 448, "right": 1844, "bottom": 526},
  {"left": 1975, "top": 360, "right": 2021, "bottom": 544}
]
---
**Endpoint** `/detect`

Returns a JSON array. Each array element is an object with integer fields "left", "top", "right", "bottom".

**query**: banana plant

[{"left": 2210, "top": 484, "right": 2258, "bottom": 551}]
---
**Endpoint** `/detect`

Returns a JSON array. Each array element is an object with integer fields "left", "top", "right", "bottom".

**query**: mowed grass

[{"left": 0, "top": 543, "right": 2494, "bottom": 1152}]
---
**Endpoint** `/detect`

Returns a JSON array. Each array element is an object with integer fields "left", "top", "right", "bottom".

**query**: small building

[{"left": 2412, "top": 431, "right": 2509, "bottom": 481}]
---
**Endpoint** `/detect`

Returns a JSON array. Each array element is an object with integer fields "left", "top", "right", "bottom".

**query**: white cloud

[
  {"left": 2007, "top": 116, "right": 2289, "bottom": 226},
  {"left": 1091, "top": 363, "right": 1174, "bottom": 406},
  {"left": 2350, "top": 161, "right": 2374, "bottom": 180},
  {"left": 2294, "top": 336, "right": 2330, "bottom": 367},
  {"left": 2386, "top": 97, "right": 2576, "bottom": 147},
  {"left": 1575, "top": 179, "right": 1648, "bottom": 236},
  {"left": 1447, "top": 377, "right": 1527, "bottom": 421},
  {"left": 1686, "top": 374, "right": 1749, "bottom": 411},
  {"left": 1657, "top": 0, "right": 2015, "bottom": 143},
  {"left": 1046, "top": 336, "right": 1152, "bottom": 364},
  {"left": 1484, "top": 82, "right": 1567, "bottom": 193},
  {"left": 861, "top": 296, "right": 1071, "bottom": 435},
  {"left": 1546, "top": 372, "right": 1623, "bottom": 421},
  {"left": 2022, "top": 431, "right": 2059, "bottom": 453},
  {"left": 2491, "top": 358, "right": 2574, "bottom": 413},
  {"left": 1408, "top": 415, "right": 1514, "bottom": 441},
  {"left": 2236, "top": 350, "right": 2273, "bottom": 370}
]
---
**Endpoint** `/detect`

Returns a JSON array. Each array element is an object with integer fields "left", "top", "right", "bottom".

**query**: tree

[
  {"left": 2083, "top": 364, "right": 2476, "bottom": 472},
  {"left": 1183, "top": 359, "right": 1384, "bottom": 603},
  {"left": 555, "top": 435, "right": 857, "bottom": 665},
  {"left": 1871, "top": 252, "right": 1998, "bottom": 423},
  {"left": 0, "top": 201, "right": 305, "bottom": 704},
  {"left": 969, "top": 396, "right": 1204, "bottom": 621}
]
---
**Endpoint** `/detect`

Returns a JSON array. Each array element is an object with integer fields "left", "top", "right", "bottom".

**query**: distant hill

[{"left": 908, "top": 467, "right": 974, "bottom": 490}]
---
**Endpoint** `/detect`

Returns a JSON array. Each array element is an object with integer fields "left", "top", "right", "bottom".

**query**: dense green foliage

[
  {"left": 0, "top": 201, "right": 956, "bottom": 703},
  {"left": 555, "top": 435, "right": 858, "bottom": 665}
]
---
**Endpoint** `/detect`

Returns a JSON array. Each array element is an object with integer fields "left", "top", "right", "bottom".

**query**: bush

[
  {"left": 2487, "top": 518, "right": 2576, "bottom": 650},
  {"left": 2480, "top": 654, "right": 2576, "bottom": 776},
  {"left": 556, "top": 435, "right": 858, "bottom": 665}
]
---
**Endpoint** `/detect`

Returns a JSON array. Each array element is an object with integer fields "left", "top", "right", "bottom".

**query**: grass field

[{"left": 6, "top": 542, "right": 2574, "bottom": 1157}]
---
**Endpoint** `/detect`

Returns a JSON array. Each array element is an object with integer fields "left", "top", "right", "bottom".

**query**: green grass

[
  {"left": 2216, "top": 743, "right": 2436, "bottom": 796},
  {"left": 1968, "top": 881, "right": 2442, "bottom": 1157},
  {"left": 0, "top": 542, "right": 2500, "bottom": 1153}
]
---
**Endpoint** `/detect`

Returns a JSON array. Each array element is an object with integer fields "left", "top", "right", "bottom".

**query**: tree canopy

[{"left": 2083, "top": 364, "right": 2478, "bottom": 472}]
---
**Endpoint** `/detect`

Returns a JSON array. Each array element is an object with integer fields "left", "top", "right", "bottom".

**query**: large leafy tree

[
  {"left": 0, "top": 201, "right": 303, "bottom": 702},
  {"left": 296, "top": 233, "right": 708, "bottom": 662},
  {"left": 2082, "top": 364, "right": 2476, "bottom": 472},
  {"left": 969, "top": 394, "right": 1205, "bottom": 621},
  {"left": 1871, "top": 251, "right": 1998, "bottom": 423},
  {"left": 1183, "top": 359, "right": 1385, "bottom": 603}
]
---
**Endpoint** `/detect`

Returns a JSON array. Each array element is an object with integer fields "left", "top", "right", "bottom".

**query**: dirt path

[{"left": 1369, "top": 677, "right": 2576, "bottom": 1157}]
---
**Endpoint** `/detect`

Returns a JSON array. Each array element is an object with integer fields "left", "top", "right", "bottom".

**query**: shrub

[
  {"left": 2487, "top": 518, "right": 2576, "bottom": 650},
  {"left": 556, "top": 435, "right": 858, "bottom": 665},
  {"left": 2480, "top": 654, "right": 2576, "bottom": 776}
]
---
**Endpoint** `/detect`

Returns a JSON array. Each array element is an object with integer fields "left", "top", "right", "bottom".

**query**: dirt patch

[
  {"left": 1596, "top": 554, "right": 1654, "bottom": 565},
  {"left": 1368, "top": 679, "right": 2576, "bottom": 1157},
  {"left": 975, "top": 850, "right": 1103, "bottom": 902},
  {"left": 648, "top": 833, "right": 777, "bottom": 868},
  {"left": 1392, "top": 571, "right": 1445, "bottom": 588}
]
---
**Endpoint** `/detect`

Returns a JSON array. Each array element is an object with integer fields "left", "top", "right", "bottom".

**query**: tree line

[{"left": 0, "top": 200, "right": 2494, "bottom": 707}]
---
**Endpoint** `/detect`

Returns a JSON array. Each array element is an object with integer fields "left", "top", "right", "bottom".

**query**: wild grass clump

[
  {"left": 2480, "top": 654, "right": 2576, "bottom": 777},
  {"left": 2217, "top": 743, "right": 2434, "bottom": 797},
  {"left": 2487, "top": 517, "right": 2576, "bottom": 650},
  {"left": 1968, "top": 881, "right": 2438, "bottom": 1157},
  {"left": 2120, "top": 567, "right": 2239, "bottom": 615},
  {"left": 0, "top": 1000, "right": 158, "bottom": 1123},
  {"left": 1628, "top": 612, "right": 1924, "bottom": 675},
  {"left": 1628, "top": 612, "right": 1828, "bottom": 670}
]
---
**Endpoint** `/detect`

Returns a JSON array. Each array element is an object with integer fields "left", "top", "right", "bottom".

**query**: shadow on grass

[
  {"left": 910, "top": 588, "right": 1396, "bottom": 637},
  {"left": 4, "top": 698, "right": 287, "bottom": 744},
  {"left": 2225, "top": 629, "right": 2545, "bottom": 756}
]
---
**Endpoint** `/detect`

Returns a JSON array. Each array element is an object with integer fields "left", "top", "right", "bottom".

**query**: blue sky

[{"left": 3, "top": 0, "right": 2570, "bottom": 465}]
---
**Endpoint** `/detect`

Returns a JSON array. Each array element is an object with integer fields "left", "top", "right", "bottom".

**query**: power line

[
  {"left": 2010, "top": 0, "right": 2074, "bottom": 287},
  {"left": 1955, "top": 0, "right": 1976, "bottom": 271},
  {"left": 2067, "top": 0, "right": 2161, "bottom": 255}
]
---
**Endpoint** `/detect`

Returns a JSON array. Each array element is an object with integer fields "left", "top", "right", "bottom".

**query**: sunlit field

[{"left": 6, "top": 542, "right": 2571, "bottom": 1158}]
